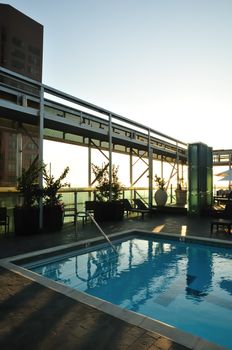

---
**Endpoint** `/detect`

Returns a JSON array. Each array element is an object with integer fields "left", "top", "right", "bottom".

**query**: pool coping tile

[{"left": 0, "top": 230, "right": 229, "bottom": 350}]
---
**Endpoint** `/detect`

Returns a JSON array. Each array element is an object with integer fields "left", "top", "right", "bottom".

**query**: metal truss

[{"left": 1, "top": 66, "right": 230, "bottom": 207}]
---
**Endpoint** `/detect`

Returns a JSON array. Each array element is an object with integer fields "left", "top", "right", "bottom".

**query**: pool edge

[{"left": 0, "top": 230, "right": 229, "bottom": 350}]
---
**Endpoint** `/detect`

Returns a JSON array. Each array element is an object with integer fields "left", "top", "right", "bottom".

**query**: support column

[
  {"left": 148, "top": 129, "right": 153, "bottom": 208},
  {"left": 16, "top": 131, "right": 22, "bottom": 181},
  {"left": 39, "top": 86, "right": 44, "bottom": 230},
  {"left": 88, "top": 139, "right": 92, "bottom": 200},
  {"left": 176, "top": 142, "right": 180, "bottom": 186},
  {"left": 130, "top": 148, "right": 133, "bottom": 200},
  {"left": 109, "top": 113, "right": 112, "bottom": 201},
  {"left": 161, "top": 156, "right": 164, "bottom": 179}
]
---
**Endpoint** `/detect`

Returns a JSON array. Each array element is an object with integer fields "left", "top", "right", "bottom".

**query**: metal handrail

[{"left": 75, "top": 211, "right": 117, "bottom": 253}]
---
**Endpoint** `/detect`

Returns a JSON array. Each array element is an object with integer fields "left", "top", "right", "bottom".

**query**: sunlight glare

[
  {"left": 152, "top": 225, "right": 165, "bottom": 233},
  {"left": 181, "top": 225, "right": 187, "bottom": 237}
]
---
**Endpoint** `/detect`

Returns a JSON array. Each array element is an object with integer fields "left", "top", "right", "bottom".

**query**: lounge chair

[
  {"left": 134, "top": 198, "right": 149, "bottom": 210},
  {"left": 133, "top": 198, "right": 156, "bottom": 213},
  {"left": 212, "top": 201, "right": 232, "bottom": 219},
  {"left": 122, "top": 199, "right": 149, "bottom": 219}
]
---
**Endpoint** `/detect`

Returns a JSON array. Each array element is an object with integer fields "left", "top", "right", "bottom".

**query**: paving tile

[
  {"left": 127, "top": 325, "right": 146, "bottom": 338},
  {"left": 145, "top": 330, "right": 160, "bottom": 340},
  {"left": 1, "top": 214, "right": 230, "bottom": 350},
  {"left": 148, "top": 346, "right": 160, "bottom": 350}
]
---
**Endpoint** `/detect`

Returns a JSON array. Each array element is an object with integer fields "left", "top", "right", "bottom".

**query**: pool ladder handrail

[{"left": 75, "top": 211, "right": 117, "bottom": 253}]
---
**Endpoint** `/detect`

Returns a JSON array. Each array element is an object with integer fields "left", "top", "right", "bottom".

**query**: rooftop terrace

[{"left": 0, "top": 213, "right": 231, "bottom": 350}]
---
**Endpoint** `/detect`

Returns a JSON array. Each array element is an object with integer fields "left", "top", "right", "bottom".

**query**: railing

[
  {"left": 76, "top": 211, "right": 117, "bottom": 253},
  {"left": 0, "top": 186, "right": 152, "bottom": 231},
  {"left": 0, "top": 185, "right": 187, "bottom": 233},
  {"left": 61, "top": 186, "right": 179, "bottom": 223}
]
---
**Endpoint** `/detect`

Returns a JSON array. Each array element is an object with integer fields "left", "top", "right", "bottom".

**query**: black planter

[
  {"left": 43, "top": 205, "right": 64, "bottom": 232},
  {"left": 14, "top": 207, "right": 40, "bottom": 236},
  {"left": 14, "top": 205, "right": 64, "bottom": 235},
  {"left": 94, "top": 201, "right": 124, "bottom": 222}
]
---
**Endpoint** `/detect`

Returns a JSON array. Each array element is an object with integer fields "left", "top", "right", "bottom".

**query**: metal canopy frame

[{"left": 1, "top": 66, "right": 227, "bottom": 209}]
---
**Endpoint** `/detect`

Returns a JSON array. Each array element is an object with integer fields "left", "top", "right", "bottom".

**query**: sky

[{"left": 3, "top": 0, "right": 232, "bottom": 151}]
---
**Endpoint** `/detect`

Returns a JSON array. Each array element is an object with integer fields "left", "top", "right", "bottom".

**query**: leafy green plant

[
  {"left": 154, "top": 174, "right": 166, "bottom": 190},
  {"left": 92, "top": 163, "right": 124, "bottom": 201},
  {"left": 43, "top": 166, "right": 70, "bottom": 206},
  {"left": 17, "top": 157, "right": 44, "bottom": 207},
  {"left": 177, "top": 177, "right": 186, "bottom": 190}
]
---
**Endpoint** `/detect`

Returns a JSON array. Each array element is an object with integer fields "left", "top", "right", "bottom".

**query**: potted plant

[
  {"left": 43, "top": 166, "right": 70, "bottom": 231},
  {"left": 154, "top": 174, "right": 168, "bottom": 206},
  {"left": 91, "top": 163, "right": 124, "bottom": 222},
  {"left": 175, "top": 179, "right": 187, "bottom": 206},
  {"left": 14, "top": 157, "right": 70, "bottom": 235},
  {"left": 14, "top": 157, "right": 44, "bottom": 235}
]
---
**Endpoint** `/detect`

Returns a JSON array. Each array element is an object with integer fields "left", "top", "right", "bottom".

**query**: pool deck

[{"left": 0, "top": 212, "right": 231, "bottom": 350}]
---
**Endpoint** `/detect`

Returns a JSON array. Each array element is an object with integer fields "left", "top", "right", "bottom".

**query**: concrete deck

[{"left": 0, "top": 212, "right": 231, "bottom": 350}]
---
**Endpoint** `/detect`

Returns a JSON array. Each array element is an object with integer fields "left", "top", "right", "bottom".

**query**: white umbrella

[
  {"left": 216, "top": 169, "right": 232, "bottom": 191},
  {"left": 216, "top": 169, "right": 232, "bottom": 178},
  {"left": 219, "top": 175, "right": 232, "bottom": 182}
]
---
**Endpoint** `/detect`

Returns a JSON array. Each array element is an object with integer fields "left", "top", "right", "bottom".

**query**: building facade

[
  {"left": 0, "top": 4, "right": 42, "bottom": 187},
  {"left": 0, "top": 4, "right": 43, "bottom": 82}
]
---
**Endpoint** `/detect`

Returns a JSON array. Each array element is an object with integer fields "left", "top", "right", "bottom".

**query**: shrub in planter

[
  {"left": 92, "top": 163, "right": 124, "bottom": 222},
  {"left": 43, "top": 205, "right": 64, "bottom": 232},
  {"left": 14, "top": 206, "right": 40, "bottom": 235},
  {"left": 14, "top": 159, "right": 70, "bottom": 235},
  {"left": 43, "top": 166, "right": 70, "bottom": 231},
  {"left": 94, "top": 200, "right": 124, "bottom": 222},
  {"left": 14, "top": 157, "right": 44, "bottom": 235},
  {"left": 175, "top": 181, "right": 187, "bottom": 205}
]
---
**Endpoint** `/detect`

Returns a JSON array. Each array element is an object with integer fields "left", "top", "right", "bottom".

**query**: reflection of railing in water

[{"left": 75, "top": 211, "right": 117, "bottom": 253}]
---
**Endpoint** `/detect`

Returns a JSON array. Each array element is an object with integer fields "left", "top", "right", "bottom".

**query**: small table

[
  {"left": 76, "top": 211, "right": 89, "bottom": 226},
  {"left": 211, "top": 219, "right": 232, "bottom": 233}
]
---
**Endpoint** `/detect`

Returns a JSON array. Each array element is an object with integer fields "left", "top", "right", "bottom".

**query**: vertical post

[
  {"left": 130, "top": 148, "right": 133, "bottom": 201},
  {"left": 38, "top": 86, "right": 44, "bottom": 230},
  {"left": 229, "top": 152, "right": 232, "bottom": 190},
  {"left": 109, "top": 113, "right": 112, "bottom": 201},
  {"left": 74, "top": 191, "right": 77, "bottom": 226},
  {"left": 148, "top": 129, "right": 153, "bottom": 209},
  {"left": 88, "top": 139, "right": 92, "bottom": 200},
  {"left": 16, "top": 132, "right": 22, "bottom": 180},
  {"left": 161, "top": 156, "right": 164, "bottom": 179},
  {"left": 170, "top": 184, "right": 173, "bottom": 203},
  {"left": 176, "top": 142, "right": 179, "bottom": 186}
]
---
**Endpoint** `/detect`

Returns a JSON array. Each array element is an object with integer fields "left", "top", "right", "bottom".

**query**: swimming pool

[{"left": 21, "top": 233, "right": 232, "bottom": 350}]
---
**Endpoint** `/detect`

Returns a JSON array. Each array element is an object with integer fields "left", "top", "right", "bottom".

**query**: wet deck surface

[{"left": 0, "top": 212, "right": 231, "bottom": 350}]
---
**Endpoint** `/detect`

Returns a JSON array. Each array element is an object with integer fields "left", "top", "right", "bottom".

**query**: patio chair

[
  {"left": 212, "top": 201, "right": 232, "bottom": 219},
  {"left": 85, "top": 201, "right": 95, "bottom": 215},
  {"left": 222, "top": 202, "right": 232, "bottom": 218},
  {"left": 0, "top": 207, "right": 10, "bottom": 234},
  {"left": 210, "top": 202, "right": 232, "bottom": 234},
  {"left": 122, "top": 199, "right": 149, "bottom": 219},
  {"left": 83, "top": 201, "right": 96, "bottom": 224}
]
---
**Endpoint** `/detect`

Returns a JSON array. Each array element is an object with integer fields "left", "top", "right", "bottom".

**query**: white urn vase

[{"left": 154, "top": 189, "right": 168, "bottom": 206}]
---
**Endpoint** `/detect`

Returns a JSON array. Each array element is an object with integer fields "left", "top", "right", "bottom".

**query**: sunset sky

[{"left": 3, "top": 1, "right": 232, "bottom": 151}]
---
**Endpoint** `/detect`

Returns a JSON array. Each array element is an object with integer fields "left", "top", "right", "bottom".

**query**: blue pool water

[{"left": 27, "top": 236, "right": 232, "bottom": 349}]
